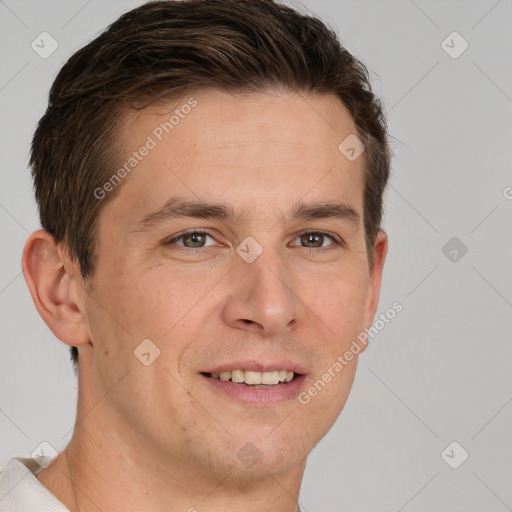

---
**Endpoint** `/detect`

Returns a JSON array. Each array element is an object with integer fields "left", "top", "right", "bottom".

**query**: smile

[
  {"left": 202, "top": 370, "right": 296, "bottom": 386},
  {"left": 201, "top": 366, "right": 305, "bottom": 405}
]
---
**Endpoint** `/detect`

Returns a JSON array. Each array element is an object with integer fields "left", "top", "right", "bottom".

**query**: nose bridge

[
  {"left": 223, "top": 241, "right": 305, "bottom": 334},
  {"left": 251, "top": 259, "right": 294, "bottom": 313}
]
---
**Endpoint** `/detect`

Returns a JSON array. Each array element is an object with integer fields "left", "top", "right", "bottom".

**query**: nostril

[{"left": 238, "top": 319, "right": 265, "bottom": 331}]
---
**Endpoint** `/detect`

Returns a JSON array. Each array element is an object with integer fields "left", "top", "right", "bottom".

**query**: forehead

[{"left": 107, "top": 90, "right": 364, "bottom": 225}]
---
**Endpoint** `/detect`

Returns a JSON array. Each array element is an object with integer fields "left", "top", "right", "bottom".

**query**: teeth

[
  {"left": 244, "top": 371, "right": 262, "bottom": 385},
  {"left": 261, "top": 371, "right": 280, "bottom": 385},
  {"left": 231, "top": 370, "right": 244, "bottom": 383},
  {"left": 209, "top": 370, "right": 296, "bottom": 385}
]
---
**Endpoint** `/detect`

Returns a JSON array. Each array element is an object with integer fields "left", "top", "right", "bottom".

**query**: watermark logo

[
  {"left": 31, "top": 441, "right": 58, "bottom": 469},
  {"left": 338, "top": 133, "right": 365, "bottom": 161},
  {"left": 236, "top": 442, "right": 262, "bottom": 468},
  {"left": 134, "top": 338, "right": 161, "bottom": 366},
  {"left": 31, "top": 32, "right": 58, "bottom": 59},
  {"left": 441, "top": 236, "right": 468, "bottom": 263},
  {"left": 34, "top": 243, "right": 57, "bottom": 263},
  {"left": 236, "top": 236, "right": 263, "bottom": 263},
  {"left": 441, "top": 31, "right": 468, "bottom": 59},
  {"left": 441, "top": 441, "right": 469, "bottom": 469}
]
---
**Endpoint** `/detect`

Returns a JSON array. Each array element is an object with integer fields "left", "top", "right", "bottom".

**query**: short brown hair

[{"left": 30, "top": 0, "right": 391, "bottom": 374}]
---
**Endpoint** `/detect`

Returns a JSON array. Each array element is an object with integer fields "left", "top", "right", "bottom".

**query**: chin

[{"left": 219, "top": 427, "right": 313, "bottom": 481}]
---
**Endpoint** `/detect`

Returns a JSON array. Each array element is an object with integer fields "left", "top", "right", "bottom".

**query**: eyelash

[{"left": 165, "top": 229, "right": 343, "bottom": 250}]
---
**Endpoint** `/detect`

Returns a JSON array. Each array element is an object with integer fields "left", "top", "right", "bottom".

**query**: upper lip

[{"left": 203, "top": 360, "right": 306, "bottom": 374}]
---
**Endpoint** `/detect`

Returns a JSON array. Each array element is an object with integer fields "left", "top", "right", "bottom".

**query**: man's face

[{"left": 80, "top": 90, "right": 385, "bottom": 481}]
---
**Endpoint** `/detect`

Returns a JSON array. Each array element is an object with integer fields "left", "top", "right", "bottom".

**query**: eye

[
  {"left": 165, "top": 229, "right": 340, "bottom": 251},
  {"left": 167, "top": 230, "right": 218, "bottom": 249},
  {"left": 291, "top": 231, "right": 339, "bottom": 249}
]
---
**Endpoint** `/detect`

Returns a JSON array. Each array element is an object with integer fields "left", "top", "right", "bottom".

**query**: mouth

[
  {"left": 201, "top": 369, "right": 298, "bottom": 387},
  {"left": 200, "top": 366, "right": 306, "bottom": 405}
]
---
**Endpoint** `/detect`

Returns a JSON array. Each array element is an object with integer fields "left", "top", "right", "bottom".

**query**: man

[{"left": 0, "top": 0, "right": 390, "bottom": 510}]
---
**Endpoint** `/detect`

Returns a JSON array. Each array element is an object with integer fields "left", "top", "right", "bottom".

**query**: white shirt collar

[{"left": 0, "top": 457, "right": 69, "bottom": 512}]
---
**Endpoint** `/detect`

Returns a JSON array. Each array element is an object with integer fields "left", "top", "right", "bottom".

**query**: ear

[
  {"left": 21, "top": 229, "right": 91, "bottom": 349},
  {"left": 359, "top": 229, "right": 388, "bottom": 352}
]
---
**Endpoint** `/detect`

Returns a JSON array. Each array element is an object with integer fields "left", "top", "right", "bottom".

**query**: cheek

[
  {"left": 300, "top": 266, "right": 369, "bottom": 340},
  {"left": 88, "top": 264, "right": 228, "bottom": 380},
  {"left": 92, "top": 265, "right": 184, "bottom": 340}
]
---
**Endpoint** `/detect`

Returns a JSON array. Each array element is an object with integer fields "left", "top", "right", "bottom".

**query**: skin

[{"left": 22, "top": 89, "right": 387, "bottom": 512}]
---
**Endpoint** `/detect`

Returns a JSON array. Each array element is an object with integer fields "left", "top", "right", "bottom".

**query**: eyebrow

[{"left": 131, "top": 196, "right": 360, "bottom": 232}]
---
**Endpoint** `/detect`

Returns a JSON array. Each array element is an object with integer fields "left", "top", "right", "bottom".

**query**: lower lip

[{"left": 202, "top": 374, "right": 306, "bottom": 405}]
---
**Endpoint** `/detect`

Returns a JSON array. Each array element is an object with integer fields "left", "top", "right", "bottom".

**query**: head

[{"left": 23, "top": 0, "right": 389, "bottom": 484}]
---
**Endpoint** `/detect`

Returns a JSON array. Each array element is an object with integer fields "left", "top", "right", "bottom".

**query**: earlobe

[{"left": 21, "top": 229, "right": 90, "bottom": 348}]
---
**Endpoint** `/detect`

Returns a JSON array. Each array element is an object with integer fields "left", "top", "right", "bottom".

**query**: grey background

[{"left": 1, "top": 1, "right": 511, "bottom": 511}]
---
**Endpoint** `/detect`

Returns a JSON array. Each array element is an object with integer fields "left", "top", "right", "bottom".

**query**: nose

[{"left": 221, "top": 252, "right": 306, "bottom": 336}]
